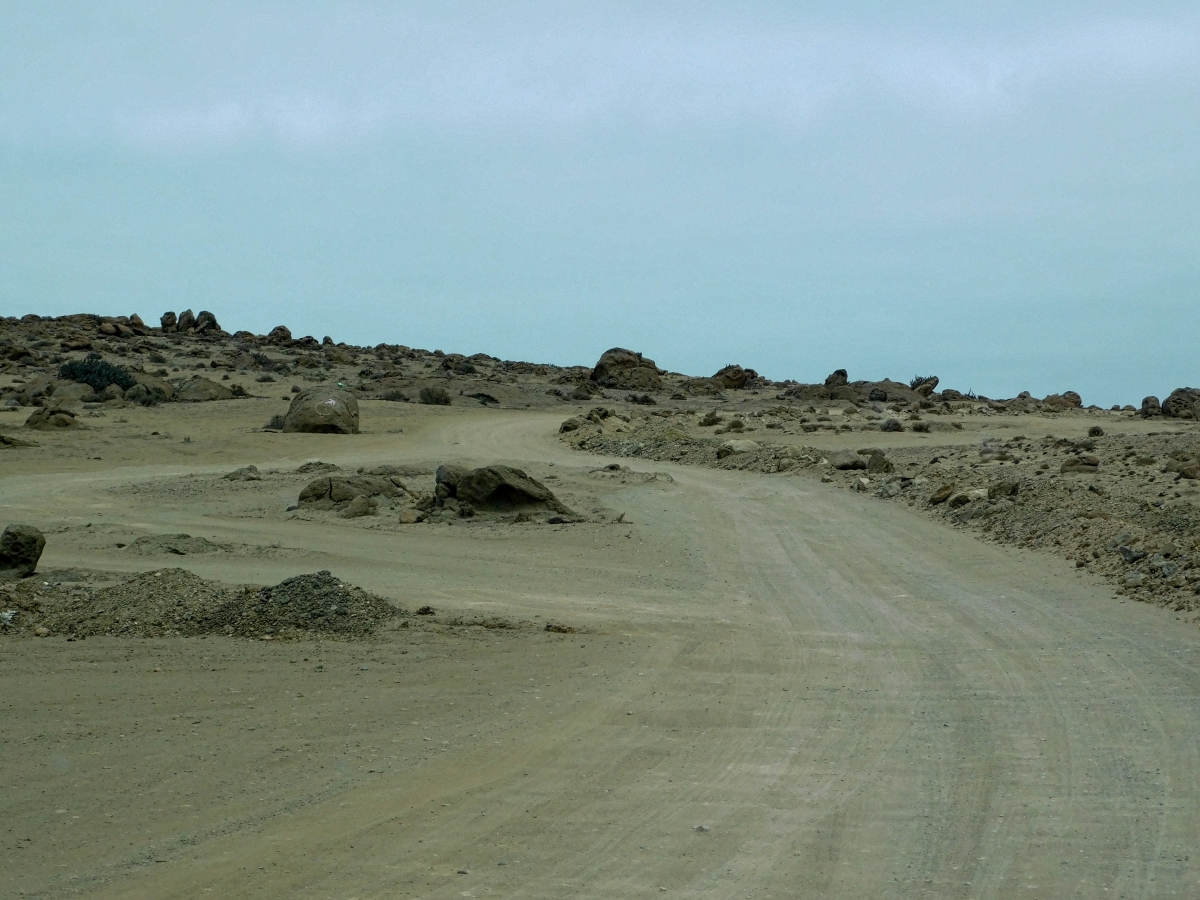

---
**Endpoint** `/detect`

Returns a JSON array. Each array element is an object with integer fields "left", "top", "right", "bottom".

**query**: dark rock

[
  {"left": 195, "top": 310, "right": 220, "bottom": 333},
  {"left": 824, "top": 369, "right": 848, "bottom": 387},
  {"left": 1140, "top": 396, "right": 1161, "bottom": 417},
  {"left": 160, "top": 311, "right": 177, "bottom": 332},
  {"left": 0, "top": 524, "right": 45, "bottom": 580},
  {"left": 1043, "top": 391, "right": 1083, "bottom": 409},
  {"left": 455, "top": 466, "right": 571, "bottom": 515},
  {"left": 590, "top": 348, "right": 662, "bottom": 391},
  {"left": 177, "top": 309, "right": 196, "bottom": 332},
  {"left": 865, "top": 451, "right": 893, "bottom": 474},
  {"left": 828, "top": 450, "right": 867, "bottom": 470},
  {"left": 1162, "top": 387, "right": 1200, "bottom": 419},
  {"left": 1118, "top": 545, "right": 1147, "bottom": 564},
  {"left": 435, "top": 464, "right": 469, "bottom": 496},
  {"left": 711, "top": 365, "right": 760, "bottom": 390},
  {"left": 267, "top": 325, "right": 293, "bottom": 344},
  {"left": 283, "top": 387, "right": 359, "bottom": 434}
]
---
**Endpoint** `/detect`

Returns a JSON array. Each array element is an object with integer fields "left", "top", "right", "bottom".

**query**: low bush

[
  {"left": 419, "top": 386, "right": 452, "bottom": 406},
  {"left": 59, "top": 356, "right": 136, "bottom": 392}
]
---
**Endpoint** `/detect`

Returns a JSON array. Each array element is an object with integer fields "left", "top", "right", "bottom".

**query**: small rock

[
  {"left": 1118, "top": 545, "right": 1147, "bottom": 564},
  {"left": 929, "top": 483, "right": 955, "bottom": 505},
  {"left": 224, "top": 465, "right": 261, "bottom": 482},
  {"left": 33, "top": 625, "right": 50, "bottom": 637},
  {"left": 339, "top": 495, "right": 377, "bottom": 519}
]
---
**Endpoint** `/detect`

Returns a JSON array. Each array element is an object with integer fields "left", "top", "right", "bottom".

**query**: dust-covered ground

[{"left": 4, "top": 314, "right": 1200, "bottom": 898}]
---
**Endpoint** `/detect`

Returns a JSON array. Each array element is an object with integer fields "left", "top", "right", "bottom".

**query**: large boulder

[
  {"left": 590, "top": 348, "right": 661, "bottom": 391},
  {"left": 455, "top": 466, "right": 571, "bottom": 515},
  {"left": 298, "top": 474, "right": 410, "bottom": 510},
  {"left": 913, "top": 376, "right": 939, "bottom": 397},
  {"left": 1043, "top": 391, "right": 1083, "bottom": 409},
  {"left": 712, "top": 365, "right": 760, "bottom": 391},
  {"left": 195, "top": 310, "right": 220, "bottom": 334},
  {"left": 283, "top": 387, "right": 360, "bottom": 434},
  {"left": 825, "top": 369, "right": 849, "bottom": 387},
  {"left": 24, "top": 407, "right": 80, "bottom": 429},
  {"left": 177, "top": 377, "right": 233, "bottom": 402},
  {"left": 177, "top": 309, "right": 196, "bottom": 332},
  {"left": 1162, "top": 388, "right": 1200, "bottom": 419},
  {"left": 0, "top": 524, "right": 45, "bottom": 581},
  {"left": 160, "top": 311, "right": 177, "bottom": 332},
  {"left": 131, "top": 371, "right": 175, "bottom": 402},
  {"left": 828, "top": 450, "right": 867, "bottom": 470},
  {"left": 435, "top": 464, "right": 470, "bottom": 499},
  {"left": 1140, "top": 396, "right": 1162, "bottom": 417},
  {"left": 267, "top": 325, "right": 293, "bottom": 344}
]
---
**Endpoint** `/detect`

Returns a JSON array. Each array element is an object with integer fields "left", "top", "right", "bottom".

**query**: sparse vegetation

[
  {"left": 909, "top": 375, "right": 935, "bottom": 389},
  {"left": 419, "top": 386, "right": 452, "bottom": 406},
  {"left": 58, "top": 355, "right": 136, "bottom": 392}
]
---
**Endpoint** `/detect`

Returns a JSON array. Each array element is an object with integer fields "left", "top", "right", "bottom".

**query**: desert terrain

[{"left": 3, "top": 312, "right": 1200, "bottom": 898}]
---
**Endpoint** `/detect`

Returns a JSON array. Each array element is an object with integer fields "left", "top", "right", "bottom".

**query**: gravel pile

[
  {"left": 205, "top": 571, "right": 401, "bottom": 638},
  {"left": 36, "top": 568, "right": 232, "bottom": 637},
  {"left": 12, "top": 569, "right": 401, "bottom": 639}
]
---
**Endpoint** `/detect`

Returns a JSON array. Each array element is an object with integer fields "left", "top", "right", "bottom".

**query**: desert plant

[
  {"left": 59, "top": 356, "right": 136, "bottom": 392},
  {"left": 626, "top": 393, "right": 657, "bottom": 405},
  {"left": 263, "top": 414, "right": 286, "bottom": 431},
  {"left": 419, "top": 386, "right": 452, "bottom": 406},
  {"left": 909, "top": 375, "right": 935, "bottom": 389},
  {"left": 380, "top": 390, "right": 409, "bottom": 402}
]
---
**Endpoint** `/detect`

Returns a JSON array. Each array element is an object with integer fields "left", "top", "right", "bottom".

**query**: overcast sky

[{"left": 2, "top": 3, "right": 1197, "bottom": 405}]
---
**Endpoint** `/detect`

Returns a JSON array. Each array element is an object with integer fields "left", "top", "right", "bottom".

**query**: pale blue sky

[{"left": 2, "top": 3, "right": 1197, "bottom": 405}]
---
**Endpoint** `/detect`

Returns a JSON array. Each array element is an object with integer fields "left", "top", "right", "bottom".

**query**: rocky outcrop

[
  {"left": 1162, "top": 388, "right": 1200, "bottom": 419},
  {"left": 0, "top": 524, "right": 45, "bottom": 581},
  {"left": 298, "top": 474, "right": 410, "bottom": 510},
  {"left": 177, "top": 309, "right": 196, "bottom": 332},
  {"left": 283, "top": 387, "right": 359, "bottom": 434},
  {"left": 195, "top": 310, "right": 220, "bottom": 334},
  {"left": 455, "top": 466, "right": 571, "bottom": 515},
  {"left": 712, "top": 365, "right": 761, "bottom": 391},
  {"left": 590, "top": 348, "right": 661, "bottom": 391},
  {"left": 267, "top": 325, "right": 293, "bottom": 344},
  {"left": 1043, "top": 391, "right": 1083, "bottom": 410},
  {"left": 1140, "top": 396, "right": 1162, "bottom": 417}
]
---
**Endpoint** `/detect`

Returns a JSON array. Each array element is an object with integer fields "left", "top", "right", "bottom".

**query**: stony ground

[{"left": 4, "top": 311, "right": 1200, "bottom": 899}]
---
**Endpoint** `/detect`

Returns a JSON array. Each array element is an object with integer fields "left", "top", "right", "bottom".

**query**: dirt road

[{"left": 4, "top": 403, "right": 1200, "bottom": 898}]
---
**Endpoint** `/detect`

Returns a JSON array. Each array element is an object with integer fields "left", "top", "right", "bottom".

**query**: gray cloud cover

[{"left": 2, "top": 3, "right": 1198, "bottom": 403}]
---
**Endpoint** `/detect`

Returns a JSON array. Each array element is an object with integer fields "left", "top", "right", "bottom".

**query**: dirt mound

[
  {"left": 205, "top": 571, "right": 401, "bottom": 638},
  {"left": 26, "top": 569, "right": 401, "bottom": 639},
  {"left": 37, "top": 568, "right": 232, "bottom": 637}
]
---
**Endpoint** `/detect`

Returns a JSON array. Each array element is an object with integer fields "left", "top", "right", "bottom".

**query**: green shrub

[
  {"left": 419, "top": 386, "right": 452, "bottom": 406},
  {"left": 59, "top": 356, "right": 136, "bottom": 392}
]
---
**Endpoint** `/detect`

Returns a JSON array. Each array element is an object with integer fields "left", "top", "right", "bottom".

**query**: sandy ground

[{"left": 4, "top": 399, "right": 1200, "bottom": 898}]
